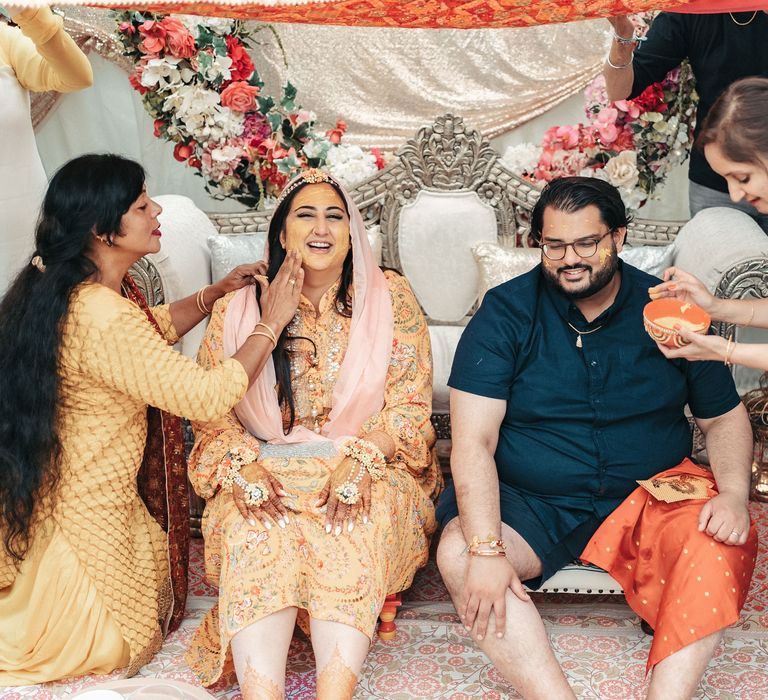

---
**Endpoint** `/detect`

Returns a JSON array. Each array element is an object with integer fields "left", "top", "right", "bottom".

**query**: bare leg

[
  {"left": 310, "top": 618, "right": 370, "bottom": 700},
  {"left": 230, "top": 607, "right": 299, "bottom": 700},
  {"left": 436, "top": 518, "right": 575, "bottom": 700},
  {"left": 646, "top": 630, "right": 723, "bottom": 700}
]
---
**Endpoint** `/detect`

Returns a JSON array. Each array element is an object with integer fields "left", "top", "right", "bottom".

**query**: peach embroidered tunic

[
  {"left": 186, "top": 271, "right": 441, "bottom": 685},
  {"left": 0, "top": 284, "right": 248, "bottom": 684}
]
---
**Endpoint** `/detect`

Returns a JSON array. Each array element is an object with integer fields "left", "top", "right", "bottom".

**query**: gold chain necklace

[
  {"left": 567, "top": 321, "right": 604, "bottom": 349},
  {"left": 730, "top": 11, "right": 758, "bottom": 26}
]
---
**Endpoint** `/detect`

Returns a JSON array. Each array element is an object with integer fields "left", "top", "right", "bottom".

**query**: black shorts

[{"left": 435, "top": 480, "right": 603, "bottom": 588}]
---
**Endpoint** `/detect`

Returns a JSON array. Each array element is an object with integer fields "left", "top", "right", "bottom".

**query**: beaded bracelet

[
  {"left": 333, "top": 438, "right": 388, "bottom": 505},
  {"left": 341, "top": 438, "right": 387, "bottom": 481},
  {"left": 216, "top": 446, "right": 269, "bottom": 507}
]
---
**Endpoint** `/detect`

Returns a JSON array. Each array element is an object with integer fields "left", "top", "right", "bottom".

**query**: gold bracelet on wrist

[
  {"left": 744, "top": 304, "right": 755, "bottom": 328},
  {"left": 196, "top": 285, "right": 212, "bottom": 315},
  {"left": 254, "top": 322, "right": 277, "bottom": 346},
  {"left": 724, "top": 335, "right": 736, "bottom": 367},
  {"left": 246, "top": 330, "right": 277, "bottom": 349},
  {"left": 466, "top": 534, "right": 507, "bottom": 557}
]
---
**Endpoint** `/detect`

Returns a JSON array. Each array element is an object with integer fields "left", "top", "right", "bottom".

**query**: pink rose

[
  {"left": 221, "top": 81, "right": 260, "bottom": 113},
  {"left": 118, "top": 21, "right": 135, "bottom": 36},
  {"left": 614, "top": 100, "right": 640, "bottom": 120},
  {"left": 161, "top": 17, "right": 196, "bottom": 59},
  {"left": 138, "top": 20, "right": 167, "bottom": 55}
]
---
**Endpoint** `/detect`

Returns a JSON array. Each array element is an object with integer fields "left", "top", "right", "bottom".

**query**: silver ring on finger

[
  {"left": 289, "top": 278, "right": 296, "bottom": 285},
  {"left": 731, "top": 530, "right": 740, "bottom": 537}
]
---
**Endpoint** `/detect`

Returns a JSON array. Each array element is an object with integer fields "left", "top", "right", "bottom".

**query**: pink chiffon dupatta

[{"left": 222, "top": 173, "right": 393, "bottom": 445}]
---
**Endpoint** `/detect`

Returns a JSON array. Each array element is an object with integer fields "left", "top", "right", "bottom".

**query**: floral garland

[
  {"left": 114, "top": 13, "right": 385, "bottom": 207},
  {"left": 503, "top": 14, "right": 698, "bottom": 211}
]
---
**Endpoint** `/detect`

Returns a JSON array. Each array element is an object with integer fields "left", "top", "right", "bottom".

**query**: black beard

[{"left": 542, "top": 250, "right": 619, "bottom": 300}]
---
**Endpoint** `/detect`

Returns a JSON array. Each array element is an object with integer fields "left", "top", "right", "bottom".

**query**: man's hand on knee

[
  {"left": 460, "top": 556, "right": 530, "bottom": 642},
  {"left": 698, "top": 492, "right": 751, "bottom": 546}
]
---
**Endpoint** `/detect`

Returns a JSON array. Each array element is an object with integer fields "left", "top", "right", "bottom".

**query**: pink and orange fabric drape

[{"left": 66, "top": 0, "right": 768, "bottom": 27}]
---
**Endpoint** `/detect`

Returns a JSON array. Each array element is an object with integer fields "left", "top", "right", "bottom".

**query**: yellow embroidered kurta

[
  {"left": 0, "top": 283, "right": 248, "bottom": 685},
  {"left": 186, "top": 271, "right": 441, "bottom": 685}
]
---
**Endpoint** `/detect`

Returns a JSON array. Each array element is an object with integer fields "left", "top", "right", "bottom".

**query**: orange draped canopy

[{"left": 80, "top": 0, "right": 768, "bottom": 27}]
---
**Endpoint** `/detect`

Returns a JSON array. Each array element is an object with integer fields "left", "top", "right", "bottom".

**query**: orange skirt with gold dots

[{"left": 581, "top": 459, "right": 758, "bottom": 671}]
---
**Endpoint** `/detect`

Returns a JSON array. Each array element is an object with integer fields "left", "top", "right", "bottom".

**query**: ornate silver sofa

[{"left": 131, "top": 114, "right": 768, "bottom": 596}]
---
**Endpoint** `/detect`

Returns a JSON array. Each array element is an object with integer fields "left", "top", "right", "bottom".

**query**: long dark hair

[
  {"left": 260, "top": 179, "right": 354, "bottom": 432},
  {"left": 698, "top": 76, "right": 768, "bottom": 167},
  {"left": 0, "top": 153, "right": 145, "bottom": 563}
]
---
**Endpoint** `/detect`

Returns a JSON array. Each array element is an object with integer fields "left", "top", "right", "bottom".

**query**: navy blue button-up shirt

[{"left": 448, "top": 261, "right": 740, "bottom": 541}]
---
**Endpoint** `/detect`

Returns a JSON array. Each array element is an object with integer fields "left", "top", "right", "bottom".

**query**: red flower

[
  {"left": 174, "top": 142, "right": 195, "bottom": 162},
  {"left": 118, "top": 21, "right": 135, "bottom": 36},
  {"left": 161, "top": 17, "right": 196, "bottom": 59},
  {"left": 326, "top": 119, "right": 347, "bottom": 145},
  {"left": 370, "top": 147, "right": 386, "bottom": 170},
  {"left": 612, "top": 126, "right": 635, "bottom": 152},
  {"left": 633, "top": 83, "right": 665, "bottom": 113},
  {"left": 226, "top": 36, "right": 255, "bottom": 83},
  {"left": 128, "top": 69, "right": 147, "bottom": 95},
  {"left": 138, "top": 20, "right": 166, "bottom": 55}
]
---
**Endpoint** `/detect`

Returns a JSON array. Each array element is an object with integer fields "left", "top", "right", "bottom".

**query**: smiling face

[
  {"left": 540, "top": 204, "right": 624, "bottom": 300},
  {"left": 115, "top": 189, "right": 163, "bottom": 256},
  {"left": 280, "top": 183, "right": 351, "bottom": 275},
  {"left": 704, "top": 143, "right": 768, "bottom": 213}
]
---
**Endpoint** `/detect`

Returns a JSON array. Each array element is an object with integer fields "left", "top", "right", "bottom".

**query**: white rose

[
  {"left": 602, "top": 151, "right": 639, "bottom": 190},
  {"left": 502, "top": 142, "right": 541, "bottom": 174}
]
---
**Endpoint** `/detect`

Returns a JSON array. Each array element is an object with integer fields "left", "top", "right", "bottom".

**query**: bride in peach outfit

[{"left": 186, "top": 170, "right": 441, "bottom": 699}]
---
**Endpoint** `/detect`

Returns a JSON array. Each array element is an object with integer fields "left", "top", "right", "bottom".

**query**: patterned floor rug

[{"left": 5, "top": 503, "right": 768, "bottom": 699}]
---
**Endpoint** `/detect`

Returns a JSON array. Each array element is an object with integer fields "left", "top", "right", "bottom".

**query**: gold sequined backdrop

[{"left": 32, "top": 8, "right": 609, "bottom": 148}]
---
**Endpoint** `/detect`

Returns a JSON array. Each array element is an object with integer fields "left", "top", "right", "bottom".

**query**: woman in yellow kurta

[
  {"left": 0, "top": 154, "right": 303, "bottom": 684},
  {"left": 186, "top": 171, "right": 441, "bottom": 699},
  {"left": 0, "top": 5, "right": 92, "bottom": 296}
]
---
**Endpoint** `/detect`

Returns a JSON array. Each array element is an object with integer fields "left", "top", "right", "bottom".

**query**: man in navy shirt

[{"left": 436, "top": 177, "right": 754, "bottom": 699}]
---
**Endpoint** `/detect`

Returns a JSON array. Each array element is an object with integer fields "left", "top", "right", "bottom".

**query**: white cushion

[
  {"left": 399, "top": 190, "right": 497, "bottom": 322},
  {"left": 429, "top": 325, "right": 466, "bottom": 413},
  {"left": 149, "top": 195, "right": 215, "bottom": 358},
  {"left": 472, "top": 243, "right": 539, "bottom": 303},
  {"left": 619, "top": 243, "right": 675, "bottom": 278}
]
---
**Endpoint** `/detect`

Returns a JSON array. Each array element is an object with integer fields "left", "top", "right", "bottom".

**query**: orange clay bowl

[{"left": 643, "top": 299, "right": 711, "bottom": 348}]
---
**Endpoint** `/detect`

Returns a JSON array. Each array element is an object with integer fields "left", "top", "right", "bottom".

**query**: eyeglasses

[{"left": 540, "top": 231, "right": 614, "bottom": 261}]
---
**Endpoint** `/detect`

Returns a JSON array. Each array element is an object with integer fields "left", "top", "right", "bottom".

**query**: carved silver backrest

[
  {"left": 206, "top": 114, "right": 685, "bottom": 325},
  {"left": 129, "top": 257, "right": 165, "bottom": 306}
]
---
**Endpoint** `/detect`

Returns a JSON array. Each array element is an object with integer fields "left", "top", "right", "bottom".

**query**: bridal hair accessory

[
  {"left": 275, "top": 168, "right": 333, "bottom": 208},
  {"left": 31, "top": 255, "right": 46, "bottom": 272},
  {"left": 334, "top": 438, "right": 387, "bottom": 505},
  {"left": 217, "top": 446, "right": 270, "bottom": 507}
]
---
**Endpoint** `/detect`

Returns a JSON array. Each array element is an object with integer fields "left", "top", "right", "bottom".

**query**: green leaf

[
  {"left": 257, "top": 95, "right": 275, "bottom": 114},
  {"left": 281, "top": 82, "right": 297, "bottom": 111},
  {"left": 268, "top": 113, "right": 282, "bottom": 132},
  {"left": 212, "top": 35, "right": 227, "bottom": 57}
]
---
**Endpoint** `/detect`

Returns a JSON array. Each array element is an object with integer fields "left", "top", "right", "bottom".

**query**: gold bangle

[
  {"left": 724, "top": 335, "right": 736, "bottom": 367},
  {"left": 744, "top": 304, "right": 755, "bottom": 328},
  {"left": 254, "top": 322, "right": 277, "bottom": 347},
  {"left": 466, "top": 534, "right": 507, "bottom": 557},
  {"left": 246, "top": 330, "right": 277, "bottom": 349},
  {"left": 196, "top": 285, "right": 211, "bottom": 315}
]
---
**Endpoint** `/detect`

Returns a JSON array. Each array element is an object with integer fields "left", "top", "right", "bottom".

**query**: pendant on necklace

[{"left": 576, "top": 334, "right": 583, "bottom": 349}]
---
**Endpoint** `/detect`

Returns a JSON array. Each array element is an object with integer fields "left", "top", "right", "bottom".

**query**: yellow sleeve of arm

[
  {"left": 8, "top": 7, "right": 92, "bottom": 93},
  {"left": 75, "top": 287, "right": 248, "bottom": 423}
]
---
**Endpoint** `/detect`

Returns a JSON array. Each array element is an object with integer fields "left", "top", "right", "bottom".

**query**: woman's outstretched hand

[
  {"left": 655, "top": 326, "right": 729, "bottom": 363},
  {"left": 232, "top": 461, "right": 289, "bottom": 530},
  {"left": 215, "top": 261, "right": 268, "bottom": 296},
  {"left": 256, "top": 250, "right": 304, "bottom": 335},
  {"left": 316, "top": 457, "right": 372, "bottom": 536},
  {"left": 648, "top": 267, "right": 721, "bottom": 316}
]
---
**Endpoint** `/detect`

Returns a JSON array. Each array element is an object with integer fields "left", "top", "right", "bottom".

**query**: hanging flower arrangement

[
  {"left": 503, "top": 13, "right": 698, "bottom": 211},
  {"left": 114, "top": 12, "right": 384, "bottom": 207}
]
